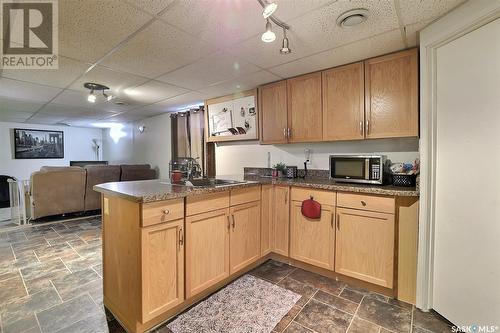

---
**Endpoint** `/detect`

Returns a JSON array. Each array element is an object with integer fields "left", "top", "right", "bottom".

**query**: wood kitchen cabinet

[
  {"left": 259, "top": 81, "right": 288, "bottom": 144},
  {"left": 229, "top": 201, "right": 261, "bottom": 273},
  {"left": 335, "top": 207, "right": 395, "bottom": 288},
  {"left": 261, "top": 185, "right": 273, "bottom": 256},
  {"left": 364, "top": 48, "right": 419, "bottom": 138},
  {"left": 290, "top": 202, "right": 335, "bottom": 270},
  {"left": 322, "top": 62, "right": 365, "bottom": 141},
  {"left": 141, "top": 219, "right": 184, "bottom": 322},
  {"left": 185, "top": 208, "right": 230, "bottom": 298},
  {"left": 287, "top": 72, "right": 323, "bottom": 142},
  {"left": 273, "top": 186, "right": 290, "bottom": 256}
]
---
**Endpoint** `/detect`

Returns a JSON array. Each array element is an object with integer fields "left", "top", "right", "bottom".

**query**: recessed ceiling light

[
  {"left": 261, "top": 19, "right": 276, "bottom": 43},
  {"left": 336, "top": 9, "right": 369, "bottom": 27},
  {"left": 262, "top": 2, "right": 277, "bottom": 19}
]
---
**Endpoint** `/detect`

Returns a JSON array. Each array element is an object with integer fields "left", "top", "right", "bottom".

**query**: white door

[{"left": 433, "top": 18, "right": 500, "bottom": 326}]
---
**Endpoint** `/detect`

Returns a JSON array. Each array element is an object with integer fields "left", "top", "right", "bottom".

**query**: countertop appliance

[{"left": 329, "top": 154, "right": 385, "bottom": 185}]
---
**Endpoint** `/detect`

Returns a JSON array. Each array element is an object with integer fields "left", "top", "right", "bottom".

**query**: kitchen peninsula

[{"left": 94, "top": 177, "right": 419, "bottom": 333}]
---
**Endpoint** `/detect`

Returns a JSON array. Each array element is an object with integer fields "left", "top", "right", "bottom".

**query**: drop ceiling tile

[
  {"left": 51, "top": 89, "right": 142, "bottom": 112},
  {"left": 105, "top": 112, "right": 146, "bottom": 123},
  {"left": 27, "top": 113, "right": 67, "bottom": 125},
  {"left": 1, "top": 56, "right": 91, "bottom": 89},
  {"left": 37, "top": 103, "right": 118, "bottom": 119},
  {"left": 272, "top": 0, "right": 337, "bottom": 20},
  {"left": 69, "top": 65, "right": 150, "bottom": 94},
  {"left": 123, "top": 0, "right": 175, "bottom": 15},
  {"left": 0, "top": 97, "right": 44, "bottom": 113},
  {"left": 0, "top": 111, "right": 35, "bottom": 122},
  {"left": 157, "top": 49, "right": 261, "bottom": 90},
  {"left": 100, "top": 20, "right": 215, "bottom": 78},
  {"left": 286, "top": 0, "right": 399, "bottom": 54},
  {"left": 122, "top": 80, "right": 188, "bottom": 104},
  {"left": 199, "top": 70, "right": 281, "bottom": 98},
  {"left": 268, "top": 29, "right": 405, "bottom": 78},
  {"left": 405, "top": 20, "right": 432, "bottom": 47},
  {"left": 397, "top": 0, "right": 466, "bottom": 26},
  {"left": 0, "top": 78, "right": 62, "bottom": 102},
  {"left": 160, "top": 0, "right": 264, "bottom": 48},
  {"left": 58, "top": 0, "right": 153, "bottom": 62},
  {"left": 130, "top": 91, "right": 207, "bottom": 114}
]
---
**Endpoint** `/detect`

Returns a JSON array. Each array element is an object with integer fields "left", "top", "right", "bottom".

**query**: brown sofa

[
  {"left": 30, "top": 166, "right": 86, "bottom": 220},
  {"left": 84, "top": 165, "right": 121, "bottom": 211},
  {"left": 30, "top": 164, "right": 156, "bottom": 220}
]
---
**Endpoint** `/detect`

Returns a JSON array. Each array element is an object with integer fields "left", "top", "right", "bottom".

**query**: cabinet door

[
  {"left": 335, "top": 208, "right": 395, "bottom": 288},
  {"left": 364, "top": 48, "right": 418, "bottom": 138},
  {"left": 287, "top": 73, "right": 323, "bottom": 142},
  {"left": 141, "top": 219, "right": 184, "bottom": 322},
  {"left": 229, "top": 201, "right": 261, "bottom": 273},
  {"left": 322, "top": 62, "right": 365, "bottom": 141},
  {"left": 290, "top": 203, "right": 335, "bottom": 270},
  {"left": 273, "top": 186, "right": 290, "bottom": 256},
  {"left": 259, "top": 81, "right": 288, "bottom": 144},
  {"left": 186, "top": 209, "right": 230, "bottom": 298},
  {"left": 261, "top": 185, "right": 274, "bottom": 256}
]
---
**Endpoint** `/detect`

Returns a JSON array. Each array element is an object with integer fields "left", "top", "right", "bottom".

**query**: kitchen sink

[{"left": 187, "top": 178, "right": 247, "bottom": 187}]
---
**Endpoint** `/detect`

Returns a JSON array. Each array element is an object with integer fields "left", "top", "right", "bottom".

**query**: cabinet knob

[
  {"left": 360, "top": 200, "right": 367, "bottom": 206},
  {"left": 163, "top": 209, "right": 170, "bottom": 215}
]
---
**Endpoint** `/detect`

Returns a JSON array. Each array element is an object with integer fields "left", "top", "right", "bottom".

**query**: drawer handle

[
  {"left": 360, "top": 200, "right": 367, "bottom": 206},
  {"left": 163, "top": 209, "right": 170, "bottom": 215}
]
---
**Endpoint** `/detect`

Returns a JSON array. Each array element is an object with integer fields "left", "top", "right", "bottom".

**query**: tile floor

[{"left": 0, "top": 217, "right": 454, "bottom": 333}]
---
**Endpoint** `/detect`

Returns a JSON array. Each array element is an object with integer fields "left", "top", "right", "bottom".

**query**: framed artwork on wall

[{"left": 13, "top": 128, "right": 64, "bottom": 159}]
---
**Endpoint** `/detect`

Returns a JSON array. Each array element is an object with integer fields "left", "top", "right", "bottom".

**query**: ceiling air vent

[{"left": 337, "top": 9, "right": 369, "bottom": 27}]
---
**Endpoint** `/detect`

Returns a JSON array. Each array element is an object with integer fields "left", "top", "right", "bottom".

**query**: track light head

[
  {"left": 262, "top": 2, "right": 277, "bottom": 19},
  {"left": 280, "top": 29, "right": 291, "bottom": 54},
  {"left": 87, "top": 90, "right": 96, "bottom": 103},
  {"left": 261, "top": 19, "right": 276, "bottom": 43}
]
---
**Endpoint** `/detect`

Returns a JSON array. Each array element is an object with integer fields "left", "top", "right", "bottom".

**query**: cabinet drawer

[
  {"left": 186, "top": 192, "right": 230, "bottom": 216},
  {"left": 142, "top": 199, "right": 184, "bottom": 227},
  {"left": 230, "top": 186, "right": 261, "bottom": 206},
  {"left": 291, "top": 187, "right": 336, "bottom": 206},
  {"left": 337, "top": 193, "right": 395, "bottom": 214}
]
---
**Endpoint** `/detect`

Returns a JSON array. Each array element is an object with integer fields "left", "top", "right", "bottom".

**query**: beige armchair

[
  {"left": 84, "top": 165, "right": 120, "bottom": 211},
  {"left": 30, "top": 166, "right": 86, "bottom": 220}
]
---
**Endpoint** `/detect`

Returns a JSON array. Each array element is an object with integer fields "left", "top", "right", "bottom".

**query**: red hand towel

[{"left": 301, "top": 198, "right": 321, "bottom": 219}]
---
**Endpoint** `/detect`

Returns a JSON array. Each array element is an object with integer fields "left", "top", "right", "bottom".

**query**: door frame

[{"left": 417, "top": 0, "right": 500, "bottom": 310}]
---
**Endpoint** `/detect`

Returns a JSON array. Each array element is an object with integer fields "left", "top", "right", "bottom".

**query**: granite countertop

[{"left": 94, "top": 175, "right": 419, "bottom": 203}]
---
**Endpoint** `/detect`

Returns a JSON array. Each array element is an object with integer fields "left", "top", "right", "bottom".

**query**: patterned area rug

[{"left": 167, "top": 274, "right": 300, "bottom": 333}]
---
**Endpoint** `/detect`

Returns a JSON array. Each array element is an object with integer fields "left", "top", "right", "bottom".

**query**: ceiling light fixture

[
  {"left": 280, "top": 28, "right": 291, "bottom": 54},
  {"left": 261, "top": 19, "right": 276, "bottom": 43},
  {"left": 262, "top": 1, "right": 277, "bottom": 19},
  {"left": 87, "top": 90, "right": 96, "bottom": 103},
  {"left": 336, "top": 9, "right": 369, "bottom": 27},
  {"left": 84, "top": 82, "right": 111, "bottom": 104}
]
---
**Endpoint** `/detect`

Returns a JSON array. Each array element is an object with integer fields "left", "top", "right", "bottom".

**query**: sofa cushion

[
  {"left": 84, "top": 165, "right": 121, "bottom": 211},
  {"left": 120, "top": 164, "right": 156, "bottom": 181}
]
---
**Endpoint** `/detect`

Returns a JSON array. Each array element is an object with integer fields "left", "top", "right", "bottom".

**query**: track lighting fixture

[
  {"left": 261, "top": 19, "right": 276, "bottom": 43},
  {"left": 84, "top": 82, "right": 112, "bottom": 104},
  {"left": 280, "top": 28, "right": 291, "bottom": 54},
  {"left": 262, "top": 1, "right": 277, "bottom": 19}
]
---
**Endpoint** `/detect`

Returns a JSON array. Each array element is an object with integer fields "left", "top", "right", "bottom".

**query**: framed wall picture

[
  {"left": 205, "top": 89, "right": 259, "bottom": 142},
  {"left": 13, "top": 128, "right": 64, "bottom": 159}
]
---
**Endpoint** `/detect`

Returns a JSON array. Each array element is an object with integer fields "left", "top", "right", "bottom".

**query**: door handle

[
  {"left": 331, "top": 213, "right": 334, "bottom": 228},
  {"left": 231, "top": 214, "right": 235, "bottom": 229},
  {"left": 227, "top": 215, "right": 231, "bottom": 229},
  {"left": 365, "top": 120, "right": 370, "bottom": 135},
  {"left": 287, "top": 128, "right": 291, "bottom": 139},
  {"left": 336, "top": 214, "right": 340, "bottom": 230},
  {"left": 284, "top": 191, "right": 288, "bottom": 205},
  {"left": 359, "top": 121, "right": 363, "bottom": 136},
  {"left": 283, "top": 128, "right": 287, "bottom": 138},
  {"left": 179, "top": 228, "right": 184, "bottom": 247}
]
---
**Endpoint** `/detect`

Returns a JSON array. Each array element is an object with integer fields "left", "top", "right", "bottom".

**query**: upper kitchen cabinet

[
  {"left": 287, "top": 72, "right": 323, "bottom": 142},
  {"left": 322, "top": 62, "right": 365, "bottom": 141},
  {"left": 364, "top": 48, "right": 419, "bottom": 139},
  {"left": 258, "top": 81, "right": 288, "bottom": 144}
]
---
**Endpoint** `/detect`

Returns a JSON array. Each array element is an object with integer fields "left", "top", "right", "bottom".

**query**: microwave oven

[{"left": 329, "top": 155, "right": 385, "bottom": 185}]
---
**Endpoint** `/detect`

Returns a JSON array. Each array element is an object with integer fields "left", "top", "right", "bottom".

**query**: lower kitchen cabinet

[
  {"left": 335, "top": 207, "right": 395, "bottom": 288},
  {"left": 141, "top": 219, "right": 184, "bottom": 322},
  {"left": 229, "top": 201, "right": 261, "bottom": 273},
  {"left": 273, "top": 186, "right": 290, "bottom": 256},
  {"left": 185, "top": 208, "right": 230, "bottom": 298},
  {"left": 290, "top": 202, "right": 335, "bottom": 270},
  {"left": 260, "top": 185, "right": 273, "bottom": 256}
]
